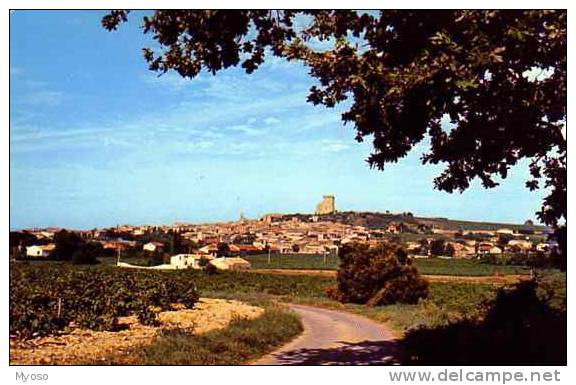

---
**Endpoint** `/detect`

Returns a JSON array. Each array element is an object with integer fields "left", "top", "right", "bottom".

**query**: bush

[
  {"left": 204, "top": 262, "right": 219, "bottom": 275},
  {"left": 327, "top": 242, "right": 428, "bottom": 306},
  {"left": 71, "top": 242, "right": 102, "bottom": 265},
  {"left": 403, "top": 276, "right": 567, "bottom": 365},
  {"left": 429, "top": 239, "right": 446, "bottom": 256}
]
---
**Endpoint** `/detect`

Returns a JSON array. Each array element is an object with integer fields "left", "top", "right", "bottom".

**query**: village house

[
  {"left": 170, "top": 254, "right": 214, "bottom": 269},
  {"left": 143, "top": 241, "right": 165, "bottom": 253},
  {"left": 489, "top": 246, "right": 503, "bottom": 254},
  {"left": 496, "top": 228, "right": 515, "bottom": 235},
  {"left": 210, "top": 257, "right": 251, "bottom": 271},
  {"left": 477, "top": 242, "right": 495, "bottom": 254},
  {"left": 103, "top": 239, "right": 137, "bottom": 251},
  {"left": 228, "top": 244, "right": 262, "bottom": 255},
  {"left": 446, "top": 242, "right": 476, "bottom": 258},
  {"left": 536, "top": 242, "right": 551, "bottom": 252},
  {"left": 199, "top": 244, "right": 219, "bottom": 254},
  {"left": 507, "top": 239, "right": 533, "bottom": 252},
  {"left": 26, "top": 244, "right": 55, "bottom": 258}
]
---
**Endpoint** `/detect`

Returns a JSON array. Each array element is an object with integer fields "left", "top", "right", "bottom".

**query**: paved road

[{"left": 252, "top": 304, "right": 399, "bottom": 365}]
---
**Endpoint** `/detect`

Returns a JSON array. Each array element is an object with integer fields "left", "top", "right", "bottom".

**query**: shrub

[
  {"left": 403, "top": 277, "right": 567, "bottom": 365},
  {"left": 429, "top": 239, "right": 446, "bottom": 256},
  {"left": 327, "top": 242, "right": 428, "bottom": 306},
  {"left": 71, "top": 242, "right": 102, "bottom": 265},
  {"left": 204, "top": 262, "right": 219, "bottom": 275},
  {"left": 198, "top": 256, "right": 210, "bottom": 267}
]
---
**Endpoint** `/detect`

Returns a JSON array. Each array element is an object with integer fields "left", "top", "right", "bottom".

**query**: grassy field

[
  {"left": 414, "top": 258, "right": 530, "bottom": 276},
  {"left": 244, "top": 254, "right": 531, "bottom": 276},
  {"left": 140, "top": 303, "right": 302, "bottom": 365},
  {"left": 183, "top": 269, "right": 501, "bottom": 332},
  {"left": 245, "top": 253, "right": 340, "bottom": 270}
]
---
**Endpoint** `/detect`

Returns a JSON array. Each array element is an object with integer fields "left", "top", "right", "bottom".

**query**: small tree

[
  {"left": 71, "top": 242, "right": 102, "bottom": 265},
  {"left": 53, "top": 230, "right": 85, "bottom": 261},
  {"left": 445, "top": 243, "right": 456, "bottom": 258},
  {"left": 204, "top": 262, "right": 219, "bottom": 275},
  {"left": 198, "top": 256, "right": 210, "bottom": 267},
  {"left": 430, "top": 239, "right": 447, "bottom": 257},
  {"left": 327, "top": 242, "right": 428, "bottom": 306},
  {"left": 216, "top": 242, "right": 230, "bottom": 257}
]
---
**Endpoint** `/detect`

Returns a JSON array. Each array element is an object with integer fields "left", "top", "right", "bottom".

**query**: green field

[
  {"left": 414, "top": 258, "right": 530, "bottom": 276},
  {"left": 244, "top": 253, "right": 531, "bottom": 276},
  {"left": 245, "top": 253, "right": 340, "bottom": 270}
]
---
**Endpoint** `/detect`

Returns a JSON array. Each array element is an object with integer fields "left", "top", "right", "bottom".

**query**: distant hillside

[
  {"left": 415, "top": 217, "right": 548, "bottom": 232},
  {"left": 277, "top": 211, "right": 547, "bottom": 232}
]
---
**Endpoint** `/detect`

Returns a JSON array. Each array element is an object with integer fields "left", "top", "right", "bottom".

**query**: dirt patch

[
  {"left": 423, "top": 274, "right": 530, "bottom": 284},
  {"left": 10, "top": 298, "right": 264, "bottom": 365},
  {"left": 251, "top": 268, "right": 337, "bottom": 277},
  {"left": 251, "top": 269, "right": 529, "bottom": 284}
]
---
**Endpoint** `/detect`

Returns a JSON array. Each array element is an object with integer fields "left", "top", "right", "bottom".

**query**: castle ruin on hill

[{"left": 315, "top": 195, "right": 336, "bottom": 215}]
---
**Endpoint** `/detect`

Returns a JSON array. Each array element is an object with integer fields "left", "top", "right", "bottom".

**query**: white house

[
  {"left": 170, "top": 254, "right": 214, "bottom": 269},
  {"left": 143, "top": 242, "right": 164, "bottom": 252},
  {"left": 508, "top": 240, "right": 533, "bottom": 251},
  {"left": 489, "top": 246, "right": 503, "bottom": 254},
  {"left": 26, "top": 244, "right": 55, "bottom": 258},
  {"left": 210, "top": 257, "right": 251, "bottom": 271}
]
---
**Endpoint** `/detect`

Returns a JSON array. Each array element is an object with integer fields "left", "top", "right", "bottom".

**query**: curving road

[{"left": 252, "top": 304, "right": 400, "bottom": 365}]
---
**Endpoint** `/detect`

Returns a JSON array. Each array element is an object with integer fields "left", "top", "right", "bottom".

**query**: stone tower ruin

[{"left": 315, "top": 195, "right": 336, "bottom": 215}]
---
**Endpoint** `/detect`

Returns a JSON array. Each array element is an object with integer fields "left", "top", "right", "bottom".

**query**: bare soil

[
  {"left": 10, "top": 298, "right": 263, "bottom": 365},
  {"left": 251, "top": 268, "right": 529, "bottom": 284}
]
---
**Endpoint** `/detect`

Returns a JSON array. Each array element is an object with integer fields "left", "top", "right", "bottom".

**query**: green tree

[
  {"left": 327, "top": 242, "right": 428, "bottom": 306},
  {"left": 430, "top": 239, "right": 447, "bottom": 257},
  {"left": 53, "top": 230, "right": 84, "bottom": 261},
  {"left": 217, "top": 242, "right": 230, "bottom": 257},
  {"left": 445, "top": 243, "right": 456, "bottom": 258},
  {"left": 71, "top": 242, "right": 102, "bottom": 265}
]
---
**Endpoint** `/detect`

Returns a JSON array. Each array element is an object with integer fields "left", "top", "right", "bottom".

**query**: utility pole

[
  {"left": 116, "top": 247, "right": 122, "bottom": 265},
  {"left": 268, "top": 246, "right": 271, "bottom": 264}
]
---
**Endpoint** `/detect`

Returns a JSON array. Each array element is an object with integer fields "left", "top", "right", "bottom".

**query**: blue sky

[{"left": 9, "top": 10, "right": 547, "bottom": 230}]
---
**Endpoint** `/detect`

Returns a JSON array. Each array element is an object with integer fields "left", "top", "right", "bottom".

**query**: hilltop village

[{"left": 10, "top": 195, "right": 556, "bottom": 269}]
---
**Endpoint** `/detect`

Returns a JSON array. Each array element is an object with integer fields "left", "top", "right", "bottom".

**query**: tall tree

[{"left": 102, "top": 10, "right": 566, "bottom": 228}]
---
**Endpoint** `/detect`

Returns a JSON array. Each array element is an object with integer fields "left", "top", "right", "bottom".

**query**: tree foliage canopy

[
  {"left": 327, "top": 242, "right": 428, "bottom": 305},
  {"left": 103, "top": 10, "right": 566, "bottom": 227}
]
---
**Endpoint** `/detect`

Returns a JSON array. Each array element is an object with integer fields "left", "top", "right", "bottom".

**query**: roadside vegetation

[
  {"left": 403, "top": 272, "right": 566, "bottom": 365},
  {"left": 139, "top": 303, "right": 302, "bottom": 365}
]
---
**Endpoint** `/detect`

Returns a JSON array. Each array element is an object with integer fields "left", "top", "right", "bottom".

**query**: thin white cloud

[
  {"left": 24, "top": 90, "right": 63, "bottom": 107},
  {"left": 227, "top": 124, "right": 263, "bottom": 136},
  {"left": 264, "top": 117, "right": 280, "bottom": 125},
  {"left": 320, "top": 139, "right": 350, "bottom": 153}
]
